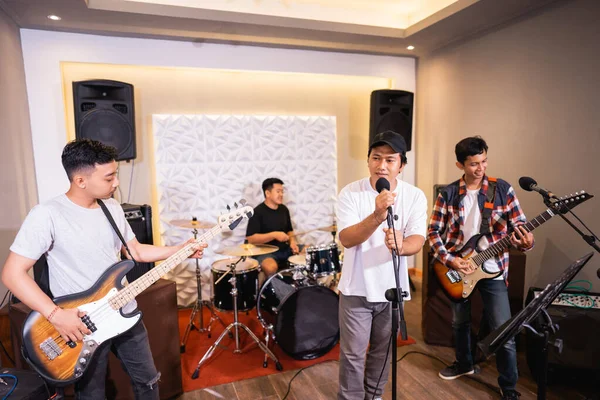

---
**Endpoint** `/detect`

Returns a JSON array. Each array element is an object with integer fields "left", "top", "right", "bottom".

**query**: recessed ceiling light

[
  {"left": 47, "top": 15, "right": 61, "bottom": 21},
  {"left": 407, "top": 45, "right": 415, "bottom": 50}
]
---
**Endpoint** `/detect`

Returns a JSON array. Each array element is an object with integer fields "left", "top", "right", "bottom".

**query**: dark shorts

[{"left": 254, "top": 247, "right": 293, "bottom": 270}]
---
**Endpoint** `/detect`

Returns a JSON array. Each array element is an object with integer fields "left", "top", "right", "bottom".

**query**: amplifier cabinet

[{"left": 120, "top": 203, "right": 155, "bottom": 282}]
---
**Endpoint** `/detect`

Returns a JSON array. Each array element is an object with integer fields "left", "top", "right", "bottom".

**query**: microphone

[
  {"left": 375, "top": 177, "right": 390, "bottom": 193},
  {"left": 518, "top": 176, "right": 557, "bottom": 199},
  {"left": 375, "top": 177, "right": 394, "bottom": 221}
]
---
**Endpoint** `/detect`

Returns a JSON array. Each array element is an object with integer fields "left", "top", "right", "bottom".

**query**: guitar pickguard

[{"left": 77, "top": 289, "right": 141, "bottom": 345}]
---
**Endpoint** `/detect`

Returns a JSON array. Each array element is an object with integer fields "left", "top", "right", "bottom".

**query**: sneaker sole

[{"left": 438, "top": 369, "right": 475, "bottom": 380}]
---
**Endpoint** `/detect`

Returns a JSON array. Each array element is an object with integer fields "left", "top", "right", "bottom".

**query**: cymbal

[
  {"left": 169, "top": 219, "right": 215, "bottom": 229},
  {"left": 217, "top": 243, "right": 278, "bottom": 257},
  {"left": 317, "top": 225, "right": 338, "bottom": 233}
]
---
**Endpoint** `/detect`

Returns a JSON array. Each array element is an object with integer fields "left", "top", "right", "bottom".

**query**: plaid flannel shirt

[{"left": 427, "top": 175, "right": 532, "bottom": 280}]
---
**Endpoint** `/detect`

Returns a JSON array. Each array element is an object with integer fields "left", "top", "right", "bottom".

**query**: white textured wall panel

[{"left": 153, "top": 115, "right": 337, "bottom": 306}]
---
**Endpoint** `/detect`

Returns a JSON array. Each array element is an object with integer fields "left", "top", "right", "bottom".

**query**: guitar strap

[
  {"left": 479, "top": 177, "right": 497, "bottom": 234},
  {"left": 98, "top": 199, "right": 138, "bottom": 266}
]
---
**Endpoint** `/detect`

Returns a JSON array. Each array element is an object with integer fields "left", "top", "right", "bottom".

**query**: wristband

[{"left": 46, "top": 305, "right": 60, "bottom": 322}]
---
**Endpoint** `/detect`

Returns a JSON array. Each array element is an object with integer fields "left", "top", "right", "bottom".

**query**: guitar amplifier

[
  {"left": 0, "top": 368, "right": 48, "bottom": 399},
  {"left": 120, "top": 203, "right": 155, "bottom": 282},
  {"left": 525, "top": 287, "right": 600, "bottom": 381}
]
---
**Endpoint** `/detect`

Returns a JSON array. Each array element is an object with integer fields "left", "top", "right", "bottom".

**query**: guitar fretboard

[
  {"left": 471, "top": 209, "right": 555, "bottom": 265},
  {"left": 108, "top": 225, "right": 222, "bottom": 309}
]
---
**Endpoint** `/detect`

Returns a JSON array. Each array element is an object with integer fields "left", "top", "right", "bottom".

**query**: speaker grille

[
  {"left": 80, "top": 108, "right": 134, "bottom": 161},
  {"left": 370, "top": 90, "right": 414, "bottom": 151},
  {"left": 81, "top": 102, "right": 96, "bottom": 112},
  {"left": 375, "top": 111, "right": 412, "bottom": 147},
  {"left": 73, "top": 80, "right": 136, "bottom": 162},
  {"left": 113, "top": 104, "right": 128, "bottom": 114}
]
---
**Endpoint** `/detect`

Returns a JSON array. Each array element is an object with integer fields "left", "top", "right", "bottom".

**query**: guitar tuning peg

[
  {"left": 240, "top": 199, "right": 247, "bottom": 205},
  {"left": 234, "top": 202, "right": 238, "bottom": 208},
  {"left": 226, "top": 205, "right": 231, "bottom": 211}
]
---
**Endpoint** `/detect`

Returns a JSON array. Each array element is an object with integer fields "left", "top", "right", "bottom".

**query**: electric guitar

[
  {"left": 433, "top": 192, "right": 592, "bottom": 301},
  {"left": 21, "top": 201, "right": 253, "bottom": 384}
]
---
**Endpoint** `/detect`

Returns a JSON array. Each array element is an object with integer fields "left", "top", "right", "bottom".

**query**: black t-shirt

[{"left": 245, "top": 202, "right": 293, "bottom": 251}]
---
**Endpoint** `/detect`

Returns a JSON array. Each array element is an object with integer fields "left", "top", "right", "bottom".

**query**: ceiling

[{"left": 0, "top": 0, "right": 565, "bottom": 57}]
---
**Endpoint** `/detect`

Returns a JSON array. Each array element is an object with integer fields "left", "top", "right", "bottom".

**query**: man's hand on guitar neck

[
  {"left": 448, "top": 258, "right": 476, "bottom": 275},
  {"left": 509, "top": 225, "right": 534, "bottom": 251},
  {"left": 50, "top": 308, "right": 92, "bottom": 343}
]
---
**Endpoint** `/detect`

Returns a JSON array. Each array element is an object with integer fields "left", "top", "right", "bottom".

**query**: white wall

[{"left": 19, "top": 29, "right": 416, "bottom": 204}]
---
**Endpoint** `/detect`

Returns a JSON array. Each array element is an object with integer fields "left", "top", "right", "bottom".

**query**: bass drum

[{"left": 257, "top": 268, "right": 339, "bottom": 360}]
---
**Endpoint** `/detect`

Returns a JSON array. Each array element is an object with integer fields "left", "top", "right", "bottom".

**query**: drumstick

[
  {"left": 288, "top": 228, "right": 319, "bottom": 238},
  {"left": 289, "top": 225, "right": 338, "bottom": 238}
]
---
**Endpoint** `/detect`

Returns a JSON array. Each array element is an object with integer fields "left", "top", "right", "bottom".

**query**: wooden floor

[{"left": 179, "top": 277, "right": 596, "bottom": 400}]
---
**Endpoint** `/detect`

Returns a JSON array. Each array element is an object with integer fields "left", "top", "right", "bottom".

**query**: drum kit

[{"left": 170, "top": 217, "right": 343, "bottom": 379}]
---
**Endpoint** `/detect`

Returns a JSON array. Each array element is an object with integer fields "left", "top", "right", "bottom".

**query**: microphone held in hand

[
  {"left": 375, "top": 177, "right": 390, "bottom": 193},
  {"left": 375, "top": 177, "right": 394, "bottom": 221},
  {"left": 518, "top": 176, "right": 557, "bottom": 199}
]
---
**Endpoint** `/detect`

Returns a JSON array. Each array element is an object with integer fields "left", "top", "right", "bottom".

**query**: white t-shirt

[
  {"left": 10, "top": 195, "right": 136, "bottom": 297},
  {"left": 336, "top": 177, "right": 428, "bottom": 302},
  {"left": 462, "top": 189, "right": 502, "bottom": 280}
]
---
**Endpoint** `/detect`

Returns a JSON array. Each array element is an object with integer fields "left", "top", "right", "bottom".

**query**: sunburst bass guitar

[
  {"left": 433, "top": 192, "right": 592, "bottom": 301},
  {"left": 21, "top": 201, "right": 253, "bottom": 384}
]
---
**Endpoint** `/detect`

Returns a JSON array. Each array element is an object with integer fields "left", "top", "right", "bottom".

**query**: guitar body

[
  {"left": 432, "top": 233, "right": 503, "bottom": 302},
  {"left": 22, "top": 260, "right": 142, "bottom": 384}
]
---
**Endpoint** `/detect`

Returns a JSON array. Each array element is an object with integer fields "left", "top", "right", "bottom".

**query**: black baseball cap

[{"left": 369, "top": 130, "right": 407, "bottom": 155}]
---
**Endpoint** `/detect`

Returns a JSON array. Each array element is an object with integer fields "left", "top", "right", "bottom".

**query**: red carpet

[{"left": 178, "top": 307, "right": 416, "bottom": 392}]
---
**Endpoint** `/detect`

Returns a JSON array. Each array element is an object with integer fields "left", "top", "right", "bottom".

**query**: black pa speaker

[
  {"left": 369, "top": 89, "right": 414, "bottom": 151},
  {"left": 121, "top": 203, "right": 154, "bottom": 282},
  {"left": 525, "top": 287, "right": 600, "bottom": 383},
  {"left": 73, "top": 80, "right": 136, "bottom": 161}
]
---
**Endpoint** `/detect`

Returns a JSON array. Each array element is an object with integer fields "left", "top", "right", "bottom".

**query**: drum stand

[
  {"left": 191, "top": 258, "right": 282, "bottom": 379},
  {"left": 180, "top": 227, "right": 227, "bottom": 353}
]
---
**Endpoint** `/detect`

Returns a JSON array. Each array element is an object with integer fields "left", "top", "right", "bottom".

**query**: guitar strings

[{"left": 470, "top": 212, "right": 546, "bottom": 266}]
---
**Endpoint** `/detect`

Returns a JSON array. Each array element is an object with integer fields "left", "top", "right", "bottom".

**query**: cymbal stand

[
  {"left": 180, "top": 226, "right": 226, "bottom": 353},
  {"left": 330, "top": 222, "right": 340, "bottom": 289},
  {"left": 191, "top": 258, "right": 282, "bottom": 379}
]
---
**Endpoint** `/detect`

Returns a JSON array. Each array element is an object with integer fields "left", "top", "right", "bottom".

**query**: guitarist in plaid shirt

[{"left": 427, "top": 136, "right": 534, "bottom": 400}]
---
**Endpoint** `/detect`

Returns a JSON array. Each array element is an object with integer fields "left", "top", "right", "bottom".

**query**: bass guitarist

[
  {"left": 427, "top": 136, "right": 533, "bottom": 400},
  {"left": 2, "top": 139, "right": 206, "bottom": 399}
]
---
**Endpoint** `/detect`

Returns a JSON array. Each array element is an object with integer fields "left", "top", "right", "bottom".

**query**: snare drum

[
  {"left": 211, "top": 258, "right": 259, "bottom": 312},
  {"left": 306, "top": 243, "right": 341, "bottom": 277},
  {"left": 287, "top": 254, "right": 306, "bottom": 268}
]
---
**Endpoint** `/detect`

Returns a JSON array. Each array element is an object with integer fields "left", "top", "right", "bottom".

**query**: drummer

[{"left": 246, "top": 178, "right": 299, "bottom": 276}]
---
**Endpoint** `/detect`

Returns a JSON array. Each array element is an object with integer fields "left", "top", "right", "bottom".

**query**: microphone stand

[
  {"left": 384, "top": 211, "right": 408, "bottom": 400},
  {"left": 543, "top": 195, "right": 600, "bottom": 254}
]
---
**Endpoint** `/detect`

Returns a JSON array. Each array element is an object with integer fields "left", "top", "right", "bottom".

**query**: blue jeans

[
  {"left": 75, "top": 321, "right": 160, "bottom": 400},
  {"left": 451, "top": 279, "right": 518, "bottom": 392}
]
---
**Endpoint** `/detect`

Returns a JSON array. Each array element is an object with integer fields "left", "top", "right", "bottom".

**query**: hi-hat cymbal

[
  {"left": 169, "top": 219, "right": 215, "bottom": 229},
  {"left": 217, "top": 243, "right": 278, "bottom": 257},
  {"left": 317, "top": 225, "right": 338, "bottom": 233}
]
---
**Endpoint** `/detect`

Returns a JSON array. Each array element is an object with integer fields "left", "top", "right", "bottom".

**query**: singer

[
  {"left": 427, "top": 136, "right": 534, "bottom": 400},
  {"left": 336, "top": 130, "right": 427, "bottom": 400}
]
